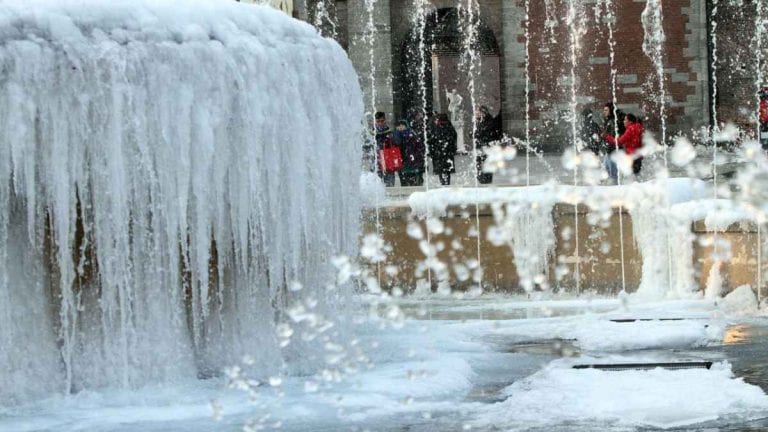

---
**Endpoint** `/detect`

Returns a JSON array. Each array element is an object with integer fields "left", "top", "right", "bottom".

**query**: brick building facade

[{"left": 292, "top": 0, "right": 767, "bottom": 151}]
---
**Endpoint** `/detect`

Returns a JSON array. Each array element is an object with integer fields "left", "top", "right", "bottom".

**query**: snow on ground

[
  {"left": 475, "top": 358, "right": 768, "bottom": 430},
  {"left": 3, "top": 296, "right": 768, "bottom": 431}
]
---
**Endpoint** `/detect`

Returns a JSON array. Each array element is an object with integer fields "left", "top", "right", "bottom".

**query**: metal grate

[{"left": 573, "top": 361, "right": 713, "bottom": 371}]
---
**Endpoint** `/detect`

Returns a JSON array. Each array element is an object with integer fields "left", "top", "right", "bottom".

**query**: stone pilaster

[
  {"left": 347, "top": 0, "right": 395, "bottom": 122},
  {"left": 681, "top": 0, "right": 710, "bottom": 130},
  {"left": 501, "top": 0, "right": 527, "bottom": 138},
  {"left": 389, "top": 0, "right": 420, "bottom": 118},
  {"left": 293, "top": 0, "right": 308, "bottom": 20}
]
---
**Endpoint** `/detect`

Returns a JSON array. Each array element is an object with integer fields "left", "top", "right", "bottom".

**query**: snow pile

[
  {"left": 572, "top": 319, "right": 722, "bottom": 352},
  {"left": 483, "top": 314, "right": 722, "bottom": 353},
  {"left": 0, "top": 0, "right": 363, "bottom": 404},
  {"left": 721, "top": 285, "right": 759, "bottom": 316},
  {"left": 475, "top": 359, "right": 768, "bottom": 429}
]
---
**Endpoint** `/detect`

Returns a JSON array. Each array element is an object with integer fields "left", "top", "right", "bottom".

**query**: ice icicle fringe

[
  {"left": 0, "top": 0, "right": 363, "bottom": 404},
  {"left": 629, "top": 187, "right": 699, "bottom": 300},
  {"left": 488, "top": 201, "right": 556, "bottom": 293}
]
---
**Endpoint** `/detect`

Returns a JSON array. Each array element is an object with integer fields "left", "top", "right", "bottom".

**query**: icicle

[
  {"left": 488, "top": 200, "right": 556, "bottom": 293},
  {"left": 0, "top": 0, "right": 363, "bottom": 403}
]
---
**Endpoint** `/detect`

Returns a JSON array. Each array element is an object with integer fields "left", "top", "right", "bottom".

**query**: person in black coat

[
  {"left": 428, "top": 113, "right": 457, "bottom": 186},
  {"left": 580, "top": 108, "right": 601, "bottom": 155},
  {"left": 473, "top": 106, "right": 502, "bottom": 184},
  {"left": 601, "top": 102, "right": 625, "bottom": 154}
]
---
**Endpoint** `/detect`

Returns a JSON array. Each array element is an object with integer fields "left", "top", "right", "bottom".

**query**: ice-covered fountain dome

[{"left": 0, "top": 0, "right": 363, "bottom": 404}]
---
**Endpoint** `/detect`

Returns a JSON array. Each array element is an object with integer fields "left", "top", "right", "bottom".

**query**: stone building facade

[{"left": 289, "top": 0, "right": 766, "bottom": 151}]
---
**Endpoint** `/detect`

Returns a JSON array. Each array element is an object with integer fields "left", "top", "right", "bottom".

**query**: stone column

[
  {"left": 347, "top": 0, "right": 395, "bottom": 121},
  {"left": 294, "top": 0, "right": 309, "bottom": 20},
  {"left": 681, "top": 0, "right": 710, "bottom": 130},
  {"left": 500, "top": 0, "right": 527, "bottom": 138}
]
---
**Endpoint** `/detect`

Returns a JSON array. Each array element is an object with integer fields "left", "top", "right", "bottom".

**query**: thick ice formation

[
  {"left": 407, "top": 179, "right": 713, "bottom": 298},
  {"left": 409, "top": 185, "right": 559, "bottom": 293},
  {"left": 0, "top": 0, "right": 363, "bottom": 404}
]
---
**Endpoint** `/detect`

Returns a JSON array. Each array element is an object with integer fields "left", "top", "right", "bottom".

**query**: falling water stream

[
  {"left": 460, "top": 0, "right": 484, "bottom": 293},
  {"left": 362, "top": 0, "right": 384, "bottom": 287},
  {"left": 757, "top": 1, "right": 767, "bottom": 303},
  {"left": 312, "top": 0, "right": 337, "bottom": 38},
  {"left": 524, "top": 0, "right": 531, "bottom": 186},
  {"left": 567, "top": 0, "right": 583, "bottom": 294},
  {"left": 414, "top": 0, "right": 432, "bottom": 292},
  {"left": 709, "top": 0, "right": 724, "bottom": 292},
  {"left": 711, "top": 0, "right": 720, "bottom": 194},
  {"left": 604, "top": 0, "right": 627, "bottom": 293},
  {"left": 641, "top": 0, "right": 677, "bottom": 294},
  {"left": 642, "top": 0, "right": 668, "bottom": 159}
]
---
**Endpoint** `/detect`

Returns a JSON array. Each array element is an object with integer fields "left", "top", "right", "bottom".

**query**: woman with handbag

[
  {"left": 373, "top": 111, "right": 398, "bottom": 186},
  {"left": 393, "top": 120, "right": 426, "bottom": 186}
]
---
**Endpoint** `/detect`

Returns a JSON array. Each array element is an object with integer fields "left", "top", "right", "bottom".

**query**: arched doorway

[{"left": 398, "top": 7, "right": 501, "bottom": 136}]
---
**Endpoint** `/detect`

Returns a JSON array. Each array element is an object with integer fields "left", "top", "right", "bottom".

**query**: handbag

[{"left": 379, "top": 141, "right": 403, "bottom": 173}]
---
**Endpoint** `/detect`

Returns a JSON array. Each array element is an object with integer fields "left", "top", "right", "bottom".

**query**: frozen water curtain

[{"left": 0, "top": 0, "right": 363, "bottom": 403}]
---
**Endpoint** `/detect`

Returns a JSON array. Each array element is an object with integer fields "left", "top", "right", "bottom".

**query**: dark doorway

[{"left": 397, "top": 7, "right": 501, "bottom": 120}]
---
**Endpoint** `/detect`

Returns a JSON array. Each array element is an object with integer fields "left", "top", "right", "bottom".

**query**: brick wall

[
  {"left": 305, "top": 0, "right": 764, "bottom": 151},
  {"left": 713, "top": 1, "right": 765, "bottom": 134},
  {"left": 509, "top": 0, "right": 709, "bottom": 148}
]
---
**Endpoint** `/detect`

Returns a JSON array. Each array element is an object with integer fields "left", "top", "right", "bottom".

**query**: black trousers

[
  {"left": 399, "top": 172, "right": 424, "bottom": 186},
  {"left": 476, "top": 154, "right": 493, "bottom": 184}
]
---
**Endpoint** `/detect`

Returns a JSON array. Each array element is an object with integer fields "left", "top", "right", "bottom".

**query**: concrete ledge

[{"left": 363, "top": 202, "right": 763, "bottom": 295}]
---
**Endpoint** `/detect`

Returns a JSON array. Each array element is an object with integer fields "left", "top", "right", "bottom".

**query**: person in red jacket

[{"left": 603, "top": 113, "right": 644, "bottom": 181}]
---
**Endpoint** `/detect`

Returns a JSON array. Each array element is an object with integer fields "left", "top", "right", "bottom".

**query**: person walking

[
  {"left": 600, "top": 103, "right": 623, "bottom": 181},
  {"left": 428, "top": 113, "right": 457, "bottom": 186},
  {"left": 373, "top": 111, "right": 396, "bottom": 187},
  {"left": 603, "top": 112, "right": 645, "bottom": 182},
  {"left": 601, "top": 103, "right": 625, "bottom": 137},
  {"left": 580, "top": 108, "right": 601, "bottom": 155},
  {"left": 393, "top": 120, "right": 426, "bottom": 186},
  {"left": 473, "top": 106, "right": 502, "bottom": 184}
]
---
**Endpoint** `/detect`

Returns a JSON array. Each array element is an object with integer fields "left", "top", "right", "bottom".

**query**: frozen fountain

[
  {"left": 6, "top": 0, "right": 768, "bottom": 431},
  {"left": 0, "top": 0, "right": 363, "bottom": 405}
]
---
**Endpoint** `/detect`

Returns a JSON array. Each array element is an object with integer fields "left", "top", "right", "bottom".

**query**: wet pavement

[{"left": 388, "top": 309, "right": 768, "bottom": 432}]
